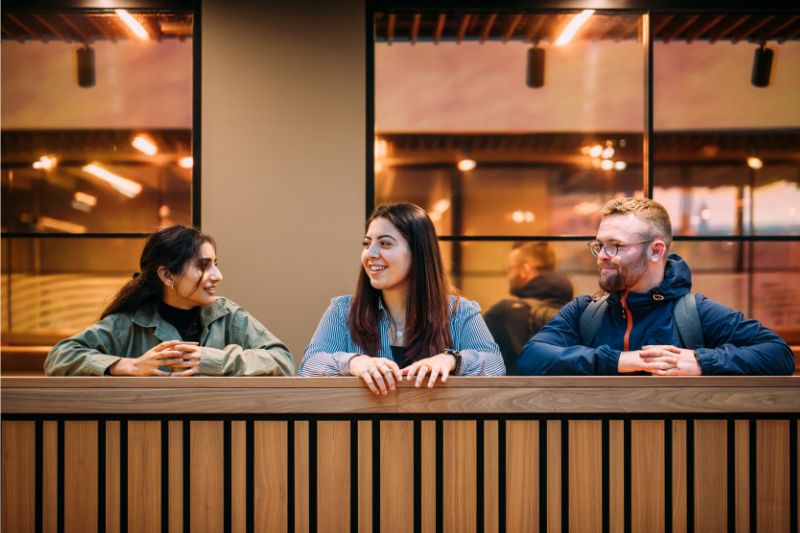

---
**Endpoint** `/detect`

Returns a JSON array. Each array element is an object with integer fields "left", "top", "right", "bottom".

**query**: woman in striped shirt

[{"left": 300, "top": 202, "right": 505, "bottom": 395}]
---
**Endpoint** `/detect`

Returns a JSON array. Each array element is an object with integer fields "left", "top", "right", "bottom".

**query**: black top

[
  {"left": 390, "top": 345, "right": 408, "bottom": 368},
  {"left": 157, "top": 300, "right": 202, "bottom": 342}
]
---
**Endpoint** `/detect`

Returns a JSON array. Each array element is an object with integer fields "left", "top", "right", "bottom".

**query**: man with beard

[
  {"left": 516, "top": 197, "right": 794, "bottom": 376},
  {"left": 484, "top": 242, "right": 573, "bottom": 374}
]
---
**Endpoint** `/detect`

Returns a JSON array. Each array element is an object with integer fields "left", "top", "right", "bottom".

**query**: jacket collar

[{"left": 132, "top": 299, "right": 228, "bottom": 340}]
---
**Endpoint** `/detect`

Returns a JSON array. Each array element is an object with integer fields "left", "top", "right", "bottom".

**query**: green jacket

[{"left": 44, "top": 297, "right": 296, "bottom": 376}]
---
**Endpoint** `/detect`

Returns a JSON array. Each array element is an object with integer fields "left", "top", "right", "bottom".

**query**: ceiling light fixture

[
  {"left": 76, "top": 46, "right": 95, "bottom": 88},
  {"left": 746, "top": 156, "right": 763, "bottom": 170},
  {"left": 33, "top": 155, "right": 58, "bottom": 170},
  {"left": 457, "top": 158, "right": 477, "bottom": 172},
  {"left": 132, "top": 135, "right": 158, "bottom": 156},
  {"left": 82, "top": 163, "right": 143, "bottom": 198},
  {"left": 751, "top": 43, "right": 773, "bottom": 88},
  {"left": 555, "top": 10, "right": 594, "bottom": 46},
  {"left": 526, "top": 47, "right": 545, "bottom": 88},
  {"left": 115, "top": 9, "right": 150, "bottom": 40},
  {"left": 178, "top": 156, "right": 194, "bottom": 169}
]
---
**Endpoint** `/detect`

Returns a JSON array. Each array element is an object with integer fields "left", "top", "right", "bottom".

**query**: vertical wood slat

[
  {"left": 483, "top": 420, "right": 499, "bottom": 533},
  {"left": 444, "top": 420, "right": 477, "bottom": 533},
  {"left": 734, "top": 420, "right": 749, "bottom": 533},
  {"left": 128, "top": 421, "right": 161, "bottom": 533},
  {"left": 609, "top": 420, "right": 625, "bottom": 533},
  {"left": 316, "top": 421, "right": 349, "bottom": 532},
  {"left": 757, "top": 420, "right": 789, "bottom": 533},
  {"left": 569, "top": 420, "right": 602, "bottom": 533},
  {"left": 358, "top": 421, "right": 373, "bottom": 533},
  {"left": 105, "top": 421, "right": 120, "bottom": 533},
  {"left": 694, "top": 420, "right": 727, "bottom": 533},
  {"left": 420, "top": 420, "right": 436, "bottom": 533},
  {"left": 43, "top": 421, "right": 58, "bottom": 533},
  {"left": 64, "top": 421, "right": 98, "bottom": 533},
  {"left": 253, "top": 421, "right": 287, "bottom": 533},
  {"left": 631, "top": 420, "right": 665, "bottom": 533},
  {"left": 506, "top": 420, "right": 539, "bottom": 532},
  {"left": 671, "top": 420, "right": 687, "bottom": 533},
  {"left": 230, "top": 421, "right": 246, "bottom": 533},
  {"left": 294, "top": 421, "right": 309, "bottom": 533},
  {"left": 547, "top": 420, "right": 561, "bottom": 533},
  {"left": 167, "top": 421, "right": 183, "bottom": 533},
  {"left": 190, "top": 421, "right": 224, "bottom": 533},
  {"left": 380, "top": 420, "right": 414, "bottom": 533},
  {"left": 2, "top": 421, "right": 36, "bottom": 533}
]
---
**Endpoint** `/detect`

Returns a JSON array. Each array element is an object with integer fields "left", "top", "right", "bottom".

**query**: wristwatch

[{"left": 444, "top": 349, "right": 462, "bottom": 375}]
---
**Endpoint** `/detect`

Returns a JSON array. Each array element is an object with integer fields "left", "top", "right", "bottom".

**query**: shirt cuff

[
  {"left": 199, "top": 347, "right": 226, "bottom": 375},
  {"left": 90, "top": 354, "right": 124, "bottom": 376}
]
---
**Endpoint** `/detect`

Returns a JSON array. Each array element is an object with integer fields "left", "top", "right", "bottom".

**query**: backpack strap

[
  {"left": 578, "top": 295, "right": 608, "bottom": 346},
  {"left": 673, "top": 293, "right": 704, "bottom": 349}
]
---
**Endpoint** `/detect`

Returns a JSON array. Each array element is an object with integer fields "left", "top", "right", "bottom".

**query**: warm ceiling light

[
  {"left": 37, "top": 216, "right": 87, "bottom": 234},
  {"left": 115, "top": 9, "right": 150, "bottom": 40},
  {"left": 588, "top": 144, "right": 603, "bottom": 158},
  {"left": 374, "top": 139, "right": 388, "bottom": 159},
  {"left": 601, "top": 145, "right": 615, "bottom": 160},
  {"left": 614, "top": 161, "right": 627, "bottom": 171},
  {"left": 747, "top": 157, "right": 764, "bottom": 170},
  {"left": 600, "top": 159, "right": 614, "bottom": 170},
  {"left": 457, "top": 158, "right": 477, "bottom": 172},
  {"left": 82, "top": 163, "right": 142, "bottom": 198},
  {"left": 32, "top": 155, "right": 58, "bottom": 170},
  {"left": 73, "top": 191, "right": 97, "bottom": 207},
  {"left": 178, "top": 156, "right": 194, "bottom": 169},
  {"left": 132, "top": 135, "right": 158, "bottom": 156},
  {"left": 555, "top": 10, "right": 594, "bottom": 46}
]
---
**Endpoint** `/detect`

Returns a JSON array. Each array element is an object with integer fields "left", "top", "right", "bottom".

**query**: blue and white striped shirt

[{"left": 300, "top": 295, "right": 506, "bottom": 376}]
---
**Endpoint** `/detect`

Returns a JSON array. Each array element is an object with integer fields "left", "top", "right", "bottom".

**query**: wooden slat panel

[
  {"left": 168, "top": 421, "right": 183, "bottom": 533},
  {"left": 421, "top": 421, "right": 436, "bottom": 533},
  {"left": 42, "top": 421, "right": 58, "bottom": 533},
  {"left": 128, "top": 421, "right": 160, "bottom": 533},
  {"left": 294, "top": 421, "right": 309, "bottom": 533},
  {"left": 694, "top": 420, "right": 727, "bottom": 533},
  {"left": 609, "top": 420, "right": 624, "bottom": 533},
  {"left": 317, "top": 421, "right": 349, "bottom": 532},
  {"left": 757, "top": 420, "right": 789, "bottom": 532},
  {"left": 358, "top": 421, "right": 372, "bottom": 533},
  {"left": 734, "top": 420, "right": 749, "bottom": 533},
  {"left": 380, "top": 421, "right": 414, "bottom": 533},
  {"left": 105, "top": 421, "right": 120, "bottom": 533},
  {"left": 254, "top": 421, "right": 288, "bottom": 533},
  {"left": 506, "top": 420, "right": 538, "bottom": 532},
  {"left": 631, "top": 420, "right": 664, "bottom": 533},
  {"left": 671, "top": 420, "right": 687, "bottom": 533},
  {"left": 64, "top": 421, "right": 98, "bottom": 533},
  {"left": 483, "top": 420, "right": 499, "bottom": 533},
  {"left": 444, "top": 420, "right": 476, "bottom": 533},
  {"left": 547, "top": 420, "right": 561, "bottom": 533},
  {"left": 190, "top": 421, "right": 223, "bottom": 533},
  {"left": 569, "top": 420, "right": 602, "bottom": 533},
  {"left": 2, "top": 421, "right": 36, "bottom": 533},
  {"left": 231, "top": 421, "right": 246, "bottom": 533}
]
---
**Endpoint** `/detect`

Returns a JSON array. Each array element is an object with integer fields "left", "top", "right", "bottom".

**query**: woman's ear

[{"left": 156, "top": 266, "right": 174, "bottom": 288}]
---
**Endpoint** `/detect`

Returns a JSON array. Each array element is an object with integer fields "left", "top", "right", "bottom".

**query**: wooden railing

[{"left": 2, "top": 377, "right": 798, "bottom": 533}]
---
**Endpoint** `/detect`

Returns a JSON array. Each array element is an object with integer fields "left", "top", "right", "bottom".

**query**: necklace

[{"left": 386, "top": 310, "right": 406, "bottom": 339}]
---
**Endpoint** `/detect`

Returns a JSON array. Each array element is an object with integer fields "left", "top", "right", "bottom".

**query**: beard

[{"left": 598, "top": 252, "right": 649, "bottom": 292}]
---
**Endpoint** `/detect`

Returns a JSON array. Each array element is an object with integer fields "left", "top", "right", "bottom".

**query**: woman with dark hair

[
  {"left": 44, "top": 225, "right": 295, "bottom": 376},
  {"left": 300, "top": 203, "right": 504, "bottom": 395}
]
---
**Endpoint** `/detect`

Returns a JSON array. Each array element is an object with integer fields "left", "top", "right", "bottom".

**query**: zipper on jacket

[{"left": 621, "top": 291, "right": 634, "bottom": 351}]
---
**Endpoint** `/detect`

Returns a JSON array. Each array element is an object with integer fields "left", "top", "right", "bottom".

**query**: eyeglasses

[{"left": 588, "top": 239, "right": 652, "bottom": 257}]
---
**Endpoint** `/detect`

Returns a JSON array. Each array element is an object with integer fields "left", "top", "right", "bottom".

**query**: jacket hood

[{"left": 513, "top": 271, "right": 574, "bottom": 303}]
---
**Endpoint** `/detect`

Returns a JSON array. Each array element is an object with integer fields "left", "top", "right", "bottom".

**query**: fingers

[
  {"left": 427, "top": 365, "right": 441, "bottom": 388},
  {"left": 170, "top": 366, "right": 199, "bottom": 377},
  {"left": 370, "top": 366, "right": 389, "bottom": 396},
  {"left": 153, "top": 340, "right": 187, "bottom": 351},
  {"left": 414, "top": 365, "right": 429, "bottom": 388},
  {"left": 386, "top": 360, "right": 403, "bottom": 383},
  {"left": 379, "top": 364, "right": 396, "bottom": 392},
  {"left": 357, "top": 368, "right": 381, "bottom": 396}
]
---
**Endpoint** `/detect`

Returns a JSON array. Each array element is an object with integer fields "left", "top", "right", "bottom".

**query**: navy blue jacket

[{"left": 517, "top": 254, "right": 794, "bottom": 375}]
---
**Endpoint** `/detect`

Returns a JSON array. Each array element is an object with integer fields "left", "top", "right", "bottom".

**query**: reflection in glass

[{"left": 1, "top": 10, "right": 194, "bottom": 234}]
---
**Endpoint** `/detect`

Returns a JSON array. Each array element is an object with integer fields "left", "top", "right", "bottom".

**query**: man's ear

[
  {"left": 649, "top": 241, "right": 668, "bottom": 262},
  {"left": 156, "top": 266, "right": 173, "bottom": 287}
]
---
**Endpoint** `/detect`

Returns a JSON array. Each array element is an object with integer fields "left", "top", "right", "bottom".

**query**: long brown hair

[
  {"left": 101, "top": 225, "right": 215, "bottom": 318},
  {"left": 348, "top": 203, "right": 454, "bottom": 361}
]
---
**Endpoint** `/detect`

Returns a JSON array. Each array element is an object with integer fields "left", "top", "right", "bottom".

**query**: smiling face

[
  {"left": 162, "top": 241, "right": 222, "bottom": 309},
  {"left": 595, "top": 213, "right": 654, "bottom": 293},
  {"left": 361, "top": 216, "right": 412, "bottom": 296}
]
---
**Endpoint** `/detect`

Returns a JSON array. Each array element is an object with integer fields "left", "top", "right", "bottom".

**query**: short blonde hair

[
  {"left": 511, "top": 241, "right": 556, "bottom": 271},
  {"left": 600, "top": 197, "right": 672, "bottom": 247}
]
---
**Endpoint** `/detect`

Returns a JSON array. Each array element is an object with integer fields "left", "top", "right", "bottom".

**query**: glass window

[{"left": 1, "top": 9, "right": 194, "bottom": 234}]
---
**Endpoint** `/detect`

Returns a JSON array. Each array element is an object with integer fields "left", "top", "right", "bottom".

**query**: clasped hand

[
  {"left": 349, "top": 352, "right": 457, "bottom": 396},
  {"left": 618, "top": 345, "right": 701, "bottom": 376},
  {"left": 108, "top": 340, "right": 202, "bottom": 376}
]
